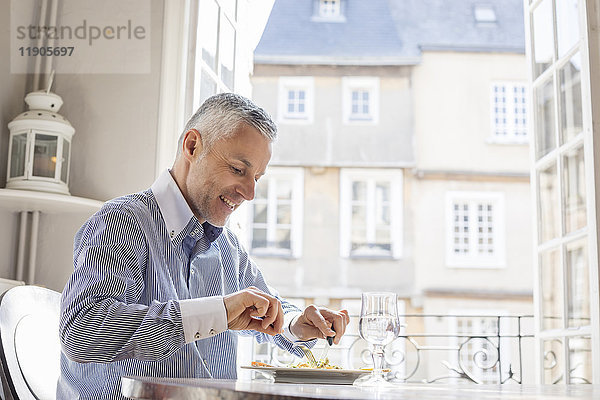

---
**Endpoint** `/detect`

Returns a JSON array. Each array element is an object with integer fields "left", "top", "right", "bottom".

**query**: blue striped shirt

[{"left": 57, "top": 170, "right": 307, "bottom": 399}]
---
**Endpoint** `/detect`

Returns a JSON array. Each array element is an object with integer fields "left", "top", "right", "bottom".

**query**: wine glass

[{"left": 353, "top": 292, "right": 400, "bottom": 387}]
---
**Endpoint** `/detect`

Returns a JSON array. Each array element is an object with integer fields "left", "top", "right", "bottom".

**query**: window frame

[
  {"left": 247, "top": 167, "right": 304, "bottom": 258},
  {"left": 190, "top": 0, "right": 239, "bottom": 113},
  {"left": 319, "top": 0, "right": 341, "bottom": 18},
  {"left": 342, "top": 77, "right": 380, "bottom": 125},
  {"left": 525, "top": 0, "right": 600, "bottom": 384},
  {"left": 339, "top": 168, "right": 403, "bottom": 259},
  {"left": 488, "top": 81, "right": 529, "bottom": 145},
  {"left": 278, "top": 76, "right": 314, "bottom": 124},
  {"left": 445, "top": 191, "right": 506, "bottom": 269}
]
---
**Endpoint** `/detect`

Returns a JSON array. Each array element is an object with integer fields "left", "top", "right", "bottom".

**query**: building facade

[{"left": 241, "top": 0, "right": 536, "bottom": 382}]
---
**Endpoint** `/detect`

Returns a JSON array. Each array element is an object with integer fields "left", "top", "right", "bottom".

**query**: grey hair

[{"left": 176, "top": 93, "right": 277, "bottom": 158}]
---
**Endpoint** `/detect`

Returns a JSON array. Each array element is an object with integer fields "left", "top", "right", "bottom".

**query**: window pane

[
  {"left": 61, "top": 139, "right": 70, "bottom": 183},
  {"left": 9, "top": 133, "right": 27, "bottom": 178},
  {"left": 493, "top": 84, "right": 508, "bottom": 136},
  {"left": 532, "top": 0, "right": 554, "bottom": 78},
  {"left": 252, "top": 228, "right": 267, "bottom": 248},
  {"left": 253, "top": 203, "right": 267, "bottom": 224},
  {"left": 543, "top": 339, "right": 564, "bottom": 384},
  {"left": 198, "top": 0, "right": 218, "bottom": 71},
  {"left": 219, "top": 15, "right": 236, "bottom": 89},
  {"left": 376, "top": 182, "right": 390, "bottom": 202},
  {"left": 556, "top": 0, "right": 579, "bottom": 58},
  {"left": 351, "top": 228, "right": 367, "bottom": 252},
  {"left": 538, "top": 163, "right": 560, "bottom": 242},
  {"left": 535, "top": 78, "right": 556, "bottom": 159},
  {"left": 352, "top": 181, "right": 366, "bottom": 202},
  {"left": 377, "top": 205, "right": 390, "bottom": 226},
  {"left": 563, "top": 146, "right": 586, "bottom": 233},
  {"left": 276, "top": 179, "right": 292, "bottom": 200},
  {"left": 32, "top": 134, "right": 57, "bottom": 178},
  {"left": 514, "top": 85, "right": 528, "bottom": 138},
  {"left": 566, "top": 239, "right": 589, "bottom": 328},
  {"left": 255, "top": 180, "right": 268, "bottom": 199},
  {"left": 275, "top": 229, "right": 291, "bottom": 249},
  {"left": 220, "top": 0, "right": 237, "bottom": 21},
  {"left": 319, "top": 0, "right": 340, "bottom": 17},
  {"left": 352, "top": 205, "right": 366, "bottom": 226},
  {"left": 453, "top": 202, "right": 470, "bottom": 254},
  {"left": 374, "top": 228, "right": 391, "bottom": 252},
  {"left": 199, "top": 70, "right": 217, "bottom": 106},
  {"left": 277, "top": 204, "right": 291, "bottom": 224},
  {"left": 559, "top": 53, "right": 583, "bottom": 143},
  {"left": 477, "top": 203, "right": 494, "bottom": 254},
  {"left": 541, "top": 248, "right": 563, "bottom": 330},
  {"left": 569, "top": 336, "right": 592, "bottom": 384}
]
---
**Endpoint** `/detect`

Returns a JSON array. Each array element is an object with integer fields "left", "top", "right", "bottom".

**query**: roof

[
  {"left": 254, "top": 0, "right": 411, "bottom": 65},
  {"left": 389, "top": 0, "right": 526, "bottom": 57},
  {"left": 255, "top": 0, "right": 525, "bottom": 65}
]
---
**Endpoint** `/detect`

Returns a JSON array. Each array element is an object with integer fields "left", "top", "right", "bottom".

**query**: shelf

[{"left": 0, "top": 188, "right": 104, "bottom": 215}]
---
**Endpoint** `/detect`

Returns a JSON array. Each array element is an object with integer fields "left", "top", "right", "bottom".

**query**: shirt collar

[
  {"left": 151, "top": 169, "right": 195, "bottom": 240},
  {"left": 151, "top": 169, "right": 223, "bottom": 243}
]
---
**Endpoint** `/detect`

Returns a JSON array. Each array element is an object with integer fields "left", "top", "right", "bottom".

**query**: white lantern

[{"left": 7, "top": 90, "right": 74, "bottom": 195}]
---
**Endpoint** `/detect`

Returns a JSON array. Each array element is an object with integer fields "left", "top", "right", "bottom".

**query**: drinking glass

[{"left": 353, "top": 292, "right": 400, "bottom": 387}]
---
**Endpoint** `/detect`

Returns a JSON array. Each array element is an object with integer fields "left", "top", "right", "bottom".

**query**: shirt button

[
  {"left": 209, "top": 329, "right": 216, "bottom": 335},
  {"left": 190, "top": 269, "right": 195, "bottom": 275},
  {"left": 194, "top": 332, "right": 201, "bottom": 340}
]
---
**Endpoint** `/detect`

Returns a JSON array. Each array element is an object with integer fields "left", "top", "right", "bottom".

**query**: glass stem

[{"left": 371, "top": 344, "right": 385, "bottom": 377}]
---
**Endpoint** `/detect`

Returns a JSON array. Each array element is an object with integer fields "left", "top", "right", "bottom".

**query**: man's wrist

[{"left": 281, "top": 313, "right": 301, "bottom": 342}]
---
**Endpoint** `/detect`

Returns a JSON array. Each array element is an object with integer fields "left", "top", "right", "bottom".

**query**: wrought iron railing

[{"left": 248, "top": 314, "right": 536, "bottom": 384}]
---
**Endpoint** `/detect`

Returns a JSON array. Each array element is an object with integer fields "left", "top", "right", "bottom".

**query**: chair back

[{"left": 0, "top": 286, "right": 61, "bottom": 400}]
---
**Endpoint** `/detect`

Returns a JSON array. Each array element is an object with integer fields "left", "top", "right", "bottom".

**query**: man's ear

[{"left": 182, "top": 129, "right": 203, "bottom": 160}]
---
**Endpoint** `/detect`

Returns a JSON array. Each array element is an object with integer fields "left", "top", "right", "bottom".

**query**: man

[{"left": 58, "top": 93, "right": 349, "bottom": 398}]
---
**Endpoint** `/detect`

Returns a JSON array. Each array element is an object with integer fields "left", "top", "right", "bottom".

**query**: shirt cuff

[
  {"left": 281, "top": 311, "right": 304, "bottom": 343},
  {"left": 180, "top": 296, "right": 228, "bottom": 343}
]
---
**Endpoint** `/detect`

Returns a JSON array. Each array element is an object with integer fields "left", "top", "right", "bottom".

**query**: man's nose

[{"left": 237, "top": 177, "right": 255, "bottom": 201}]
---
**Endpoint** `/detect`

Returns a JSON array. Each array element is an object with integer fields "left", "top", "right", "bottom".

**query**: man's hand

[
  {"left": 223, "top": 286, "right": 284, "bottom": 335},
  {"left": 290, "top": 305, "right": 350, "bottom": 344}
]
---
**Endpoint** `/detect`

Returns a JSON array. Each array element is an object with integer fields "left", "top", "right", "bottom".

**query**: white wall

[
  {"left": 0, "top": 0, "right": 165, "bottom": 291},
  {"left": 412, "top": 177, "right": 533, "bottom": 293},
  {"left": 412, "top": 51, "right": 530, "bottom": 173}
]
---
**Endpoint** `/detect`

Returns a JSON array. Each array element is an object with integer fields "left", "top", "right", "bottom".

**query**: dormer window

[
  {"left": 474, "top": 4, "right": 497, "bottom": 25},
  {"left": 319, "top": 0, "right": 340, "bottom": 18}
]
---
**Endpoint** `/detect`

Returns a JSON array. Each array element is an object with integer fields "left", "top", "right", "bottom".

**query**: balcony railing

[{"left": 248, "top": 314, "right": 536, "bottom": 384}]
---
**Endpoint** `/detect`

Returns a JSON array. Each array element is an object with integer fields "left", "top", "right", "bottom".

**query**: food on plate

[
  {"left": 291, "top": 358, "right": 342, "bottom": 370},
  {"left": 359, "top": 367, "right": 392, "bottom": 372},
  {"left": 251, "top": 361, "right": 274, "bottom": 367},
  {"left": 251, "top": 358, "right": 343, "bottom": 369}
]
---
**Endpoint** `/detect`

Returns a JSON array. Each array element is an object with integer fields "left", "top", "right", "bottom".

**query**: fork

[
  {"left": 296, "top": 344, "right": 318, "bottom": 367},
  {"left": 317, "top": 336, "right": 334, "bottom": 364}
]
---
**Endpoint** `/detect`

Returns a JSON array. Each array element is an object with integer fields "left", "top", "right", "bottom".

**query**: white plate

[{"left": 241, "top": 365, "right": 368, "bottom": 385}]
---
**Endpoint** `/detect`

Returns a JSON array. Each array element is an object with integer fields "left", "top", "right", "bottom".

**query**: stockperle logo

[{"left": 11, "top": 0, "right": 151, "bottom": 74}]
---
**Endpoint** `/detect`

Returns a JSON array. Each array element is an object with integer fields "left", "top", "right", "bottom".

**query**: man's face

[{"left": 185, "top": 123, "right": 272, "bottom": 227}]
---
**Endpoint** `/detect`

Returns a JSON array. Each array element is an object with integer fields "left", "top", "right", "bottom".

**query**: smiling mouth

[{"left": 219, "top": 195, "right": 237, "bottom": 210}]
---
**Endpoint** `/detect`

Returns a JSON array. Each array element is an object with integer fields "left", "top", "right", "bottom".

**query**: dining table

[{"left": 121, "top": 376, "right": 600, "bottom": 400}]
